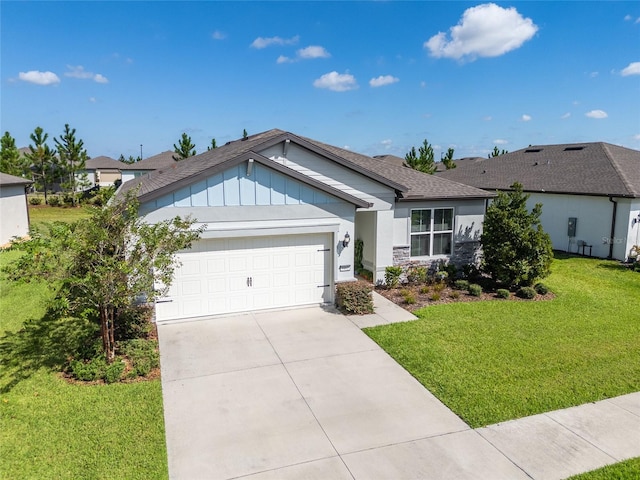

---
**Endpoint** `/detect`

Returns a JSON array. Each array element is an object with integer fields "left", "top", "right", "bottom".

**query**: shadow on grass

[{"left": 0, "top": 310, "right": 98, "bottom": 393}]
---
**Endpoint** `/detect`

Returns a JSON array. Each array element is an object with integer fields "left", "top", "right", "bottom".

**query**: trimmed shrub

[
  {"left": 517, "top": 286, "right": 537, "bottom": 299},
  {"left": 114, "top": 305, "right": 154, "bottom": 341},
  {"left": 104, "top": 360, "right": 125, "bottom": 383},
  {"left": 29, "top": 197, "right": 42, "bottom": 205},
  {"left": 69, "top": 356, "right": 107, "bottom": 382},
  {"left": 468, "top": 284, "right": 483, "bottom": 297},
  {"left": 121, "top": 339, "right": 159, "bottom": 377},
  {"left": 432, "top": 282, "right": 445, "bottom": 293},
  {"left": 429, "top": 292, "right": 441, "bottom": 301},
  {"left": 454, "top": 279, "right": 469, "bottom": 291},
  {"left": 384, "top": 266, "right": 403, "bottom": 288},
  {"left": 419, "top": 285, "right": 430, "bottom": 295},
  {"left": 534, "top": 283, "right": 549, "bottom": 295},
  {"left": 450, "top": 291, "right": 460, "bottom": 299},
  {"left": 400, "top": 289, "right": 416, "bottom": 305},
  {"left": 336, "top": 281, "right": 374, "bottom": 315},
  {"left": 496, "top": 288, "right": 510, "bottom": 299},
  {"left": 47, "top": 195, "right": 61, "bottom": 207}
]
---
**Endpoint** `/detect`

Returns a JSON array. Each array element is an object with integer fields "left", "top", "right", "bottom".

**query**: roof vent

[
  {"left": 564, "top": 146, "right": 585, "bottom": 151},
  {"left": 525, "top": 148, "right": 542, "bottom": 153}
]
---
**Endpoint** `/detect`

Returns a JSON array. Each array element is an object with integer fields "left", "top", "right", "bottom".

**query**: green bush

[
  {"left": 517, "top": 286, "right": 537, "bottom": 299},
  {"left": 468, "top": 284, "right": 483, "bottom": 297},
  {"left": 47, "top": 195, "right": 61, "bottom": 207},
  {"left": 534, "top": 283, "right": 549, "bottom": 295},
  {"left": 400, "top": 289, "right": 416, "bottom": 305},
  {"left": 406, "top": 265, "right": 428, "bottom": 285},
  {"left": 432, "top": 282, "right": 445, "bottom": 293},
  {"left": 429, "top": 292, "right": 441, "bottom": 301},
  {"left": 454, "top": 279, "right": 469, "bottom": 290},
  {"left": 384, "top": 266, "right": 403, "bottom": 288},
  {"left": 336, "top": 281, "right": 374, "bottom": 315},
  {"left": 29, "top": 197, "right": 42, "bottom": 205},
  {"left": 633, "top": 262, "right": 640, "bottom": 273},
  {"left": 354, "top": 238, "right": 364, "bottom": 273},
  {"left": 114, "top": 305, "right": 154, "bottom": 341},
  {"left": 496, "top": 288, "right": 510, "bottom": 299},
  {"left": 450, "top": 291, "right": 460, "bottom": 299},
  {"left": 69, "top": 356, "right": 107, "bottom": 382},
  {"left": 419, "top": 285, "right": 430, "bottom": 294},
  {"left": 121, "top": 339, "right": 159, "bottom": 377},
  {"left": 104, "top": 360, "right": 125, "bottom": 383}
]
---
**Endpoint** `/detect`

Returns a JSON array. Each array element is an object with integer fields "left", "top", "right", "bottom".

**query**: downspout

[
  {"left": 608, "top": 196, "right": 618, "bottom": 259},
  {"left": 25, "top": 184, "right": 31, "bottom": 231}
]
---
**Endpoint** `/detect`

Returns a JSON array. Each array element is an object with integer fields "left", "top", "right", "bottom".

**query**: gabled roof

[
  {"left": 84, "top": 156, "right": 125, "bottom": 170},
  {"left": 119, "top": 150, "right": 177, "bottom": 171},
  {"left": 436, "top": 142, "right": 640, "bottom": 198},
  {"left": 117, "top": 129, "right": 494, "bottom": 204},
  {"left": 0, "top": 172, "right": 32, "bottom": 186}
]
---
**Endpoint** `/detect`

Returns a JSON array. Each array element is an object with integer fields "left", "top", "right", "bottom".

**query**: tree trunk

[{"left": 100, "top": 305, "right": 116, "bottom": 363}]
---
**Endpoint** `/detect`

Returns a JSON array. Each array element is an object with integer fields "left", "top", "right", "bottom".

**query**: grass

[
  {"left": 567, "top": 457, "right": 640, "bottom": 479},
  {"left": 28, "top": 204, "right": 91, "bottom": 229},
  {"left": 0, "top": 250, "right": 168, "bottom": 479},
  {"left": 366, "top": 254, "right": 640, "bottom": 428}
]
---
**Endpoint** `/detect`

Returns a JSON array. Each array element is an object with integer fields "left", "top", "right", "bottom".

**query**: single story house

[
  {"left": 436, "top": 142, "right": 640, "bottom": 262},
  {"left": 81, "top": 156, "right": 126, "bottom": 189},
  {"left": 117, "top": 129, "right": 493, "bottom": 322},
  {"left": 120, "top": 151, "right": 178, "bottom": 183},
  {"left": 0, "top": 172, "right": 32, "bottom": 246}
]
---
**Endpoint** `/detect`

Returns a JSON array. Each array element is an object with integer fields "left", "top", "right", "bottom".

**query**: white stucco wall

[
  {"left": 527, "top": 193, "right": 635, "bottom": 260},
  {"left": 622, "top": 199, "right": 640, "bottom": 261},
  {"left": 0, "top": 184, "right": 30, "bottom": 245}
]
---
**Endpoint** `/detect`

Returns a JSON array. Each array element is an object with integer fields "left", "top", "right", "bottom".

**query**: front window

[{"left": 410, "top": 208, "right": 453, "bottom": 257}]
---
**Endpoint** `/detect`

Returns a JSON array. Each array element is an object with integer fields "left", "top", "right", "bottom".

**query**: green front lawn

[
  {"left": 28, "top": 205, "right": 91, "bottom": 229},
  {"left": 366, "top": 255, "right": 640, "bottom": 428},
  {"left": 0, "top": 250, "right": 168, "bottom": 479},
  {"left": 568, "top": 457, "right": 640, "bottom": 479}
]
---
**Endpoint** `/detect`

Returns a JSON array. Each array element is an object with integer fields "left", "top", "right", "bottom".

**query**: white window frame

[{"left": 409, "top": 207, "right": 454, "bottom": 258}]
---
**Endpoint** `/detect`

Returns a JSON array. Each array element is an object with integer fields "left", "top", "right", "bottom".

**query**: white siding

[
  {"left": 261, "top": 143, "right": 396, "bottom": 210},
  {"left": 0, "top": 185, "right": 30, "bottom": 245}
]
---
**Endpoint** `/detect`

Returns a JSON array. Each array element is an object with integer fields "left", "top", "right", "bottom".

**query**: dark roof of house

[
  {"left": 0, "top": 172, "right": 32, "bottom": 186},
  {"left": 119, "top": 150, "right": 178, "bottom": 171},
  {"left": 436, "top": 142, "right": 640, "bottom": 198},
  {"left": 373, "top": 154, "right": 405, "bottom": 167},
  {"left": 117, "top": 129, "right": 494, "bottom": 203},
  {"left": 85, "top": 156, "right": 125, "bottom": 170}
]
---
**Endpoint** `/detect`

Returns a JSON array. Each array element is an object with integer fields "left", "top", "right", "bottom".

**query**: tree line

[{"left": 403, "top": 139, "right": 508, "bottom": 174}]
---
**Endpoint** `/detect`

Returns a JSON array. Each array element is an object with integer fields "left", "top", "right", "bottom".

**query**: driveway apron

[{"left": 158, "top": 306, "right": 529, "bottom": 480}]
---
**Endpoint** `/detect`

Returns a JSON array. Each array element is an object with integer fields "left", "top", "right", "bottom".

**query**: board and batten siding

[
  {"left": 149, "top": 163, "right": 341, "bottom": 209},
  {"left": 260, "top": 143, "right": 396, "bottom": 211}
]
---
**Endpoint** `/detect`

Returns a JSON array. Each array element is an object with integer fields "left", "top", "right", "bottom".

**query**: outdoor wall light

[{"left": 342, "top": 232, "right": 351, "bottom": 248}]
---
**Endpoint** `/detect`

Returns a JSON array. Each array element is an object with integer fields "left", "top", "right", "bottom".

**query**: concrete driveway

[{"left": 158, "top": 305, "right": 529, "bottom": 480}]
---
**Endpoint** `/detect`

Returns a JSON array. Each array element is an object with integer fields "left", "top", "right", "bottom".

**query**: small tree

[
  {"left": 118, "top": 154, "right": 140, "bottom": 164},
  {"left": 481, "top": 182, "right": 553, "bottom": 287},
  {"left": 489, "top": 146, "right": 508, "bottom": 158},
  {"left": 404, "top": 139, "right": 436, "bottom": 174},
  {"left": 7, "top": 189, "right": 205, "bottom": 362},
  {"left": 0, "top": 132, "right": 29, "bottom": 177},
  {"left": 207, "top": 138, "right": 217, "bottom": 150},
  {"left": 55, "top": 124, "right": 90, "bottom": 205},
  {"left": 442, "top": 147, "right": 456, "bottom": 170},
  {"left": 24, "top": 127, "right": 56, "bottom": 204},
  {"left": 242, "top": 129, "right": 248, "bottom": 140},
  {"left": 173, "top": 133, "right": 196, "bottom": 160}
]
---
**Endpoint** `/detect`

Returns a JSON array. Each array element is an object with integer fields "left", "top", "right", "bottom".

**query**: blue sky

[{"left": 2, "top": 1, "right": 639, "bottom": 161}]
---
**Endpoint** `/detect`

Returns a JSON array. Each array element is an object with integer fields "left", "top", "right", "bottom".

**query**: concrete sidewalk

[{"left": 158, "top": 296, "right": 640, "bottom": 480}]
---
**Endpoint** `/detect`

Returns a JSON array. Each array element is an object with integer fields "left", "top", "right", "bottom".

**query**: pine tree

[
  {"left": 207, "top": 138, "right": 217, "bottom": 150},
  {"left": 489, "top": 146, "right": 508, "bottom": 158},
  {"left": 173, "top": 133, "right": 196, "bottom": 160},
  {"left": 0, "top": 131, "right": 29, "bottom": 177},
  {"left": 404, "top": 139, "right": 436, "bottom": 174},
  {"left": 442, "top": 147, "right": 456, "bottom": 170},
  {"left": 54, "top": 124, "right": 89, "bottom": 206},
  {"left": 24, "top": 127, "right": 56, "bottom": 204}
]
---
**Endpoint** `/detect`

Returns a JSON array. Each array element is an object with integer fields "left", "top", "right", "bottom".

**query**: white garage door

[{"left": 155, "top": 233, "right": 333, "bottom": 322}]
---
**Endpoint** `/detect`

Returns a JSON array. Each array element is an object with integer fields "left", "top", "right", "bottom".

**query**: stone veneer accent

[{"left": 392, "top": 241, "right": 482, "bottom": 270}]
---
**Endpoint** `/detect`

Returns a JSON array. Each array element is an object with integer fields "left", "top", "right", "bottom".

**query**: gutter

[{"left": 608, "top": 196, "right": 618, "bottom": 259}]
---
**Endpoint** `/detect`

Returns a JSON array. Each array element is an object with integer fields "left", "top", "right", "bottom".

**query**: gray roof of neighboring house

[
  {"left": 119, "top": 150, "right": 178, "bottom": 171},
  {"left": 0, "top": 172, "right": 33, "bottom": 186},
  {"left": 117, "top": 129, "right": 494, "bottom": 203},
  {"left": 436, "top": 142, "right": 640, "bottom": 198},
  {"left": 85, "top": 156, "right": 125, "bottom": 170}
]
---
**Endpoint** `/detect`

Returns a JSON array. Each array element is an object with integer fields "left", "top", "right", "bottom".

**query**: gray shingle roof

[
  {"left": 0, "top": 172, "right": 32, "bottom": 186},
  {"left": 84, "top": 156, "right": 125, "bottom": 169},
  {"left": 119, "top": 150, "right": 178, "bottom": 171},
  {"left": 436, "top": 142, "right": 640, "bottom": 197},
  {"left": 117, "top": 129, "right": 494, "bottom": 202}
]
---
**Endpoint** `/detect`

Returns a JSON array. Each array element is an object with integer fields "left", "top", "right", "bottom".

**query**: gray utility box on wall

[{"left": 568, "top": 217, "right": 577, "bottom": 237}]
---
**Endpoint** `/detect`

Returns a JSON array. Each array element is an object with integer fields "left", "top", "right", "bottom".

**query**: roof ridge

[{"left": 601, "top": 143, "right": 635, "bottom": 196}]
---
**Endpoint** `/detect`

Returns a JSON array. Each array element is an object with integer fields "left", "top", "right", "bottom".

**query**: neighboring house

[
  {"left": 81, "top": 156, "right": 126, "bottom": 189},
  {"left": 120, "top": 151, "right": 177, "bottom": 183},
  {"left": 0, "top": 172, "right": 32, "bottom": 246},
  {"left": 437, "top": 142, "right": 640, "bottom": 262},
  {"left": 117, "top": 129, "right": 492, "bottom": 322}
]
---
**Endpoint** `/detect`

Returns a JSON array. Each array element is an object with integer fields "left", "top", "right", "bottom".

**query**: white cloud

[
  {"left": 483, "top": 115, "right": 492, "bottom": 121},
  {"left": 424, "top": 3, "right": 538, "bottom": 61},
  {"left": 633, "top": 134, "right": 640, "bottom": 141},
  {"left": 212, "top": 30, "right": 226, "bottom": 40},
  {"left": 494, "top": 139, "right": 508, "bottom": 145},
  {"left": 18, "top": 70, "right": 61, "bottom": 85},
  {"left": 65, "top": 65, "right": 108, "bottom": 83},
  {"left": 624, "top": 14, "right": 640, "bottom": 23},
  {"left": 313, "top": 71, "right": 358, "bottom": 92},
  {"left": 521, "top": 114, "right": 532, "bottom": 121},
  {"left": 561, "top": 112, "right": 571, "bottom": 119},
  {"left": 297, "top": 45, "right": 330, "bottom": 59},
  {"left": 381, "top": 139, "right": 393, "bottom": 149},
  {"left": 277, "top": 55, "right": 294, "bottom": 64},
  {"left": 621, "top": 62, "right": 640, "bottom": 76},
  {"left": 369, "top": 75, "right": 399, "bottom": 87},
  {"left": 250, "top": 35, "right": 299, "bottom": 49},
  {"left": 585, "top": 109, "right": 608, "bottom": 119},
  {"left": 89, "top": 97, "right": 97, "bottom": 103},
  {"left": 589, "top": 71, "right": 598, "bottom": 78}
]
